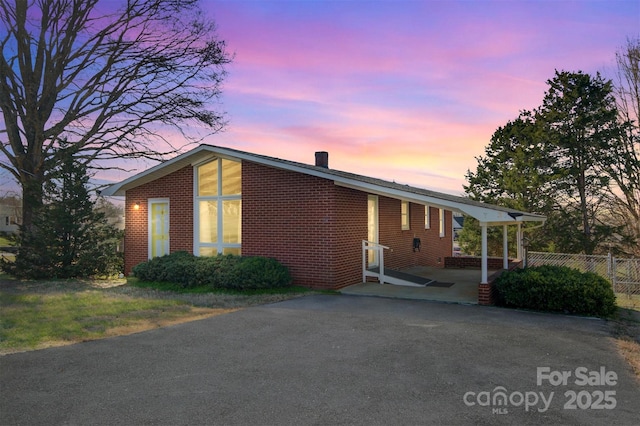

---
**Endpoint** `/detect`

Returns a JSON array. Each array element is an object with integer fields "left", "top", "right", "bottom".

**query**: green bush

[
  {"left": 131, "top": 252, "right": 292, "bottom": 290},
  {"left": 494, "top": 265, "right": 616, "bottom": 317},
  {"left": 222, "top": 256, "right": 293, "bottom": 290}
]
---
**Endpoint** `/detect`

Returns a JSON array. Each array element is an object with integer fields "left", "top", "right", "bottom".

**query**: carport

[{"left": 338, "top": 178, "right": 546, "bottom": 303}]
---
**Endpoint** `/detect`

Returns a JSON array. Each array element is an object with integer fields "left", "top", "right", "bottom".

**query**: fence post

[
  {"left": 613, "top": 255, "right": 616, "bottom": 292},
  {"left": 609, "top": 254, "right": 615, "bottom": 293}
]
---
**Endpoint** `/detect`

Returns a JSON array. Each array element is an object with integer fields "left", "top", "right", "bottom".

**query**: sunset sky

[
  {"left": 193, "top": 0, "right": 639, "bottom": 195},
  {"left": 2, "top": 0, "right": 638, "bottom": 197}
]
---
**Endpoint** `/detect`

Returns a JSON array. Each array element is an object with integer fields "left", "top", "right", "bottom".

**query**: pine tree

[{"left": 2, "top": 146, "right": 123, "bottom": 279}]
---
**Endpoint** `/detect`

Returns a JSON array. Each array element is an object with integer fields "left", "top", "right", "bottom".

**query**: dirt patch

[
  {"left": 103, "top": 307, "right": 238, "bottom": 337},
  {"left": 610, "top": 307, "right": 640, "bottom": 382},
  {"left": 616, "top": 338, "right": 640, "bottom": 381}
]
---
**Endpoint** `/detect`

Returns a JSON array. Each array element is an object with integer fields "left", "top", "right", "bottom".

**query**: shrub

[
  {"left": 131, "top": 251, "right": 198, "bottom": 288},
  {"left": 494, "top": 265, "right": 616, "bottom": 318},
  {"left": 131, "top": 252, "right": 292, "bottom": 290},
  {"left": 222, "top": 256, "right": 292, "bottom": 290}
]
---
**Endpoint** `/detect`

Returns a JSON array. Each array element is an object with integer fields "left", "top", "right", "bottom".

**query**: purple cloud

[{"left": 120, "top": 1, "right": 640, "bottom": 194}]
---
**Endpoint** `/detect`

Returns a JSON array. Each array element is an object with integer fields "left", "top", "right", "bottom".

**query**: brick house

[{"left": 102, "top": 144, "right": 545, "bottom": 290}]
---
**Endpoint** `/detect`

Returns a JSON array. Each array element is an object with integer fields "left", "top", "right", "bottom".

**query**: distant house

[
  {"left": 0, "top": 197, "right": 21, "bottom": 235},
  {"left": 102, "top": 144, "right": 544, "bottom": 292},
  {"left": 452, "top": 213, "right": 464, "bottom": 256}
]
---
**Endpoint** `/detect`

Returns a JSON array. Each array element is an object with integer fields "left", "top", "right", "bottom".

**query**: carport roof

[{"left": 101, "top": 144, "right": 546, "bottom": 225}]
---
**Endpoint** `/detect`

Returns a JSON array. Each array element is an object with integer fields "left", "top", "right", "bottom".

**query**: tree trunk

[
  {"left": 577, "top": 169, "right": 593, "bottom": 255},
  {"left": 19, "top": 170, "right": 45, "bottom": 236}
]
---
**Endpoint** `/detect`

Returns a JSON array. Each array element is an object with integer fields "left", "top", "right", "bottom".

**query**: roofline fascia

[
  {"left": 100, "top": 145, "right": 217, "bottom": 196},
  {"left": 100, "top": 144, "right": 547, "bottom": 225},
  {"left": 334, "top": 181, "right": 546, "bottom": 224}
]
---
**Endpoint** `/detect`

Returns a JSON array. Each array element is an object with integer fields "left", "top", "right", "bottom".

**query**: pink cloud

[{"left": 97, "top": 1, "right": 640, "bottom": 198}]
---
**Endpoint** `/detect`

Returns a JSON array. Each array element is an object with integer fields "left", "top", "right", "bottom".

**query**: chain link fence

[
  {"left": 528, "top": 251, "right": 640, "bottom": 296},
  {"left": 612, "top": 257, "right": 640, "bottom": 296}
]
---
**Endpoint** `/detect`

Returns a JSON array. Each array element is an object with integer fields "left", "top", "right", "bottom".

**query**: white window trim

[{"left": 439, "top": 208, "right": 446, "bottom": 238}]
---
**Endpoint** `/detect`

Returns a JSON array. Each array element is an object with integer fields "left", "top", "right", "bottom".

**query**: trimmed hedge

[
  {"left": 131, "top": 252, "right": 292, "bottom": 290},
  {"left": 494, "top": 265, "right": 616, "bottom": 318}
]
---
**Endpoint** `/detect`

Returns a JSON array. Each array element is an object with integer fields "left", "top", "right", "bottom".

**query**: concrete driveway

[{"left": 1, "top": 295, "right": 639, "bottom": 425}]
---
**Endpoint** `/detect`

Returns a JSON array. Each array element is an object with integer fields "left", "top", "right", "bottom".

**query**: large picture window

[{"left": 196, "top": 158, "right": 241, "bottom": 256}]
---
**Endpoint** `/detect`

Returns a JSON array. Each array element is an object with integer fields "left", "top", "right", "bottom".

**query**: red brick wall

[
  {"left": 444, "top": 256, "right": 511, "bottom": 270},
  {"left": 241, "top": 161, "right": 366, "bottom": 289},
  {"left": 378, "top": 198, "right": 453, "bottom": 270},
  {"left": 124, "top": 166, "right": 194, "bottom": 274},
  {"left": 332, "top": 186, "right": 368, "bottom": 288}
]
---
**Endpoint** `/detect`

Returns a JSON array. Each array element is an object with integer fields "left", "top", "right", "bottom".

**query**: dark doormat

[{"left": 427, "top": 282, "right": 455, "bottom": 288}]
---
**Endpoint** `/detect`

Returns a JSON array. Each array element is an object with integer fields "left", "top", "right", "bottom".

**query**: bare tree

[
  {"left": 0, "top": 0, "right": 231, "bottom": 234},
  {"left": 606, "top": 37, "right": 640, "bottom": 256}
]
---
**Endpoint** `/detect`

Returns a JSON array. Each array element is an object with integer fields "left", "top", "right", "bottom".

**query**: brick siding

[
  {"left": 379, "top": 198, "right": 453, "bottom": 270},
  {"left": 444, "top": 256, "right": 511, "bottom": 270},
  {"left": 124, "top": 166, "right": 193, "bottom": 273},
  {"left": 241, "top": 161, "right": 366, "bottom": 289}
]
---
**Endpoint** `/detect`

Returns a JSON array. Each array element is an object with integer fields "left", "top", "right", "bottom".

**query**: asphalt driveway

[{"left": 1, "top": 295, "right": 639, "bottom": 425}]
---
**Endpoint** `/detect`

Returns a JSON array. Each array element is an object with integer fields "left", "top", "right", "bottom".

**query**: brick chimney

[{"left": 315, "top": 151, "right": 329, "bottom": 168}]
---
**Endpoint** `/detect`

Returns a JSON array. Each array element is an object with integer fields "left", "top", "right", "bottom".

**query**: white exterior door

[
  {"left": 367, "top": 195, "right": 379, "bottom": 267},
  {"left": 149, "top": 199, "right": 169, "bottom": 258}
]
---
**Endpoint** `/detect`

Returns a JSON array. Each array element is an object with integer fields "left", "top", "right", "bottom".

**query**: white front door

[
  {"left": 367, "top": 195, "right": 379, "bottom": 267},
  {"left": 149, "top": 199, "right": 169, "bottom": 258}
]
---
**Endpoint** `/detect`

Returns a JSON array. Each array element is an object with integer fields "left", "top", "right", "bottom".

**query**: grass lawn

[
  {"left": 0, "top": 235, "right": 14, "bottom": 246},
  {"left": 0, "top": 277, "right": 312, "bottom": 355},
  {"left": 0, "top": 291, "right": 216, "bottom": 353}
]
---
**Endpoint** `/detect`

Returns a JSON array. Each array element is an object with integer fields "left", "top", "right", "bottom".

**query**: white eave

[{"left": 101, "top": 144, "right": 546, "bottom": 226}]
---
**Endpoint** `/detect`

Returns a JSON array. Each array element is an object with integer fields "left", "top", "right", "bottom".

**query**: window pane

[
  {"left": 401, "top": 201, "right": 409, "bottom": 230},
  {"left": 425, "top": 206, "right": 430, "bottom": 229},
  {"left": 199, "top": 201, "right": 218, "bottom": 243},
  {"left": 223, "top": 200, "right": 241, "bottom": 243},
  {"left": 200, "top": 247, "right": 218, "bottom": 257},
  {"left": 223, "top": 247, "right": 241, "bottom": 256},
  {"left": 221, "top": 159, "right": 241, "bottom": 195},
  {"left": 198, "top": 160, "right": 218, "bottom": 196}
]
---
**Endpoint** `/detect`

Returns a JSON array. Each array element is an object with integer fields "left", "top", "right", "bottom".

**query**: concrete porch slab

[{"left": 340, "top": 266, "right": 498, "bottom": 304}]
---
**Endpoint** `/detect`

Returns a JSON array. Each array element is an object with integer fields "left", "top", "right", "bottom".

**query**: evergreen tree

[
  {"left": 464, "top": 110, "right": 556, "bottom": 254},
  {"left": 540, "top": 71, "right": 623, "bottom": 254},
  {"left": 2, "top": 146, "right": 123, "bottom": 279},
  {"left": 463, "top": 70, "right": 625, "bottom": 256}
]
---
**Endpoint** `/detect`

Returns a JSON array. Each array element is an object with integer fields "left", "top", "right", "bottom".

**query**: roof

[{"left": 101, "top": 144, "right": 546, "bottom": 225}]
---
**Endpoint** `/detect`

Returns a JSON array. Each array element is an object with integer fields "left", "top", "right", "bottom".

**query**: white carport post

[
  {"left": 516, "top": 223, "right": 522, "bottom": 261},
  {"left": 480, "top": 222, "right": 488, "bottom": 284},
  {"left": 503, "top": 224, "right": 509, "bottom": 270}
]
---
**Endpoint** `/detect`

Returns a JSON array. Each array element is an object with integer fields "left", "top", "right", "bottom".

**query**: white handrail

[
  {"left": 362, "top": 240, "right": 391, "bottom": 284},
  {"left": 363, "top": 240, "right": 390, "bottom": 250}
]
